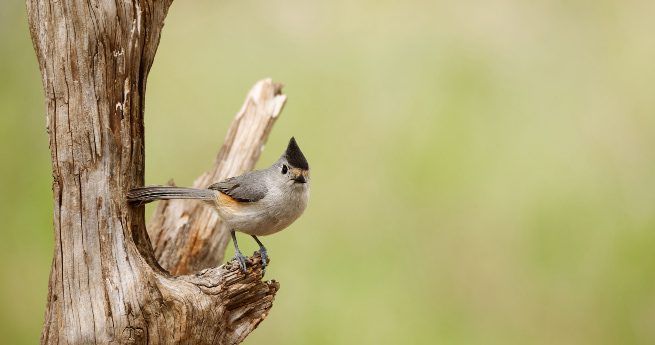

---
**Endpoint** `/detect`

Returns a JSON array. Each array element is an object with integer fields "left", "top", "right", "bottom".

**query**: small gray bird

[{"left": 128, "top": 137, "right": 310, "bottom": 273}]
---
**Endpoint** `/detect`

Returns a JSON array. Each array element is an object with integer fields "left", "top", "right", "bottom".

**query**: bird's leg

[
  {"left": 251, "top": 235, "right": 268, "bottom": 273},
  {"left": 231, "top": 230, "right": 247, "bottom": 272}
]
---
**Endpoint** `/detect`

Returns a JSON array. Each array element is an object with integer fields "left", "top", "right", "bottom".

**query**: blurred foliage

[{"left": 2, "top": 0, "right": 655, "bottom": 344}]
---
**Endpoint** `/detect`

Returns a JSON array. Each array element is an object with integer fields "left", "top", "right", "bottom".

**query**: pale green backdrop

[{"left": 2, "top": 0, "right": 655, "bottom": 344}]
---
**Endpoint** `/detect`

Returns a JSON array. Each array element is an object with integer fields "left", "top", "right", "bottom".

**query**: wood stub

[
  {"left": 155, "top": 254, "right": 280, "bottom": 345},
  {"left": 177, "top": 254, "right": 280, "bottom": 345},
  {"left": 148, "top": 79, "right": 287, "bottom": 275}
]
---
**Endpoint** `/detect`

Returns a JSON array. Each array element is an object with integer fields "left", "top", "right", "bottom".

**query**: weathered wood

[
  {"left": 149, "top": 79, "right": 286, "bottom": 275},
  {"left": 26, "top": 0, "right": 281, "bottom": 343}
]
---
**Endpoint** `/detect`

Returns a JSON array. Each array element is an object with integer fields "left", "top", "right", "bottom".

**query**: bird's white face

[
  {"left": 270, "top": 157, "right": 310, "bottom": 213},
  {"left": 275, "top": 158, "right": 310, "bottom": 189}
]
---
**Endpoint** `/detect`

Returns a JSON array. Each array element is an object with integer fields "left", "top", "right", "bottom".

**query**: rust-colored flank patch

[{"left": 217, "top": 192, "right": 239, "bottom": 209}]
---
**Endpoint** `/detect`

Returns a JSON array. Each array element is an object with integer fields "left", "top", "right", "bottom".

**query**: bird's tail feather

[{"left": 127, "top": 186, "right": 216, "bottom": 204}]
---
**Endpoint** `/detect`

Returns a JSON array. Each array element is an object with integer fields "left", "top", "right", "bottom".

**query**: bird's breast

[{"left": 215, "top": 188, "right": 308, "bottom": 236}]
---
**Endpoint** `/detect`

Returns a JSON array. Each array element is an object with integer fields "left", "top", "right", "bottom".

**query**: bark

[{"left": 27, "top": 0, "right": 282, "bottom": 343}]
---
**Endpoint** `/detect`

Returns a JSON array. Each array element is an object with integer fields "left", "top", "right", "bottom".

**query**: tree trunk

[{"left": 26, "top": 0, "right": 282, "bottom": 343}]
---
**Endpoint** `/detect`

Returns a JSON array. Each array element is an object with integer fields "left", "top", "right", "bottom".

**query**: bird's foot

[
  {"left": 233, "top": 251, "right": 248, "bottom": 272},
  {"left": 259, "top": 248, "right": 268, "bottom": 275}
]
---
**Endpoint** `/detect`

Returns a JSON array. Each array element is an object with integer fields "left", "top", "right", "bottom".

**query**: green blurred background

[{"left": 2, "top": 0, "right": 655, "bottom": 343}]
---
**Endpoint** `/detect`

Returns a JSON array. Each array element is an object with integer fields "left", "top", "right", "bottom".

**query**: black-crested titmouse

[{"left": 128, "top": 137, "right": 310, "bottom": 273}]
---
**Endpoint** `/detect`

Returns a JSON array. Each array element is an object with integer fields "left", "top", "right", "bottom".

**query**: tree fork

[{"left": 27, "top": 0, "right": 283, "bottom": 343}]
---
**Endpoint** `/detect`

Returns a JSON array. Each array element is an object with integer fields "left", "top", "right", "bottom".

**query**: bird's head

[{"left": 277, "top": 137, "right": 310, "bottom": 185}]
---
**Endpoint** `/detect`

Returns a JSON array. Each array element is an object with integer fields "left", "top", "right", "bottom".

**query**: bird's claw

[
  {"left": 259, "top": 248, "right": 268, "bottom": 276},
  {"left": 233, "top": 252, "right": 247, "bottom": 272}
]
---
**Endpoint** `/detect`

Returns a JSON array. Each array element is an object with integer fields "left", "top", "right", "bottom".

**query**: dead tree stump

[{"left": 26, "top": 0, "right": 283, "bottom": 342}]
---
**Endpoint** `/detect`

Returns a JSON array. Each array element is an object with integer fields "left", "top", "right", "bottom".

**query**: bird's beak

[{"left": 291, "top": 168, "right": 308, "bottom": 184}]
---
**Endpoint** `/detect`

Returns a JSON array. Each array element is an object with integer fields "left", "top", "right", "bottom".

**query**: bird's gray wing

[{"left": 207, "top": 171, "right": 268, "bottom": 202}]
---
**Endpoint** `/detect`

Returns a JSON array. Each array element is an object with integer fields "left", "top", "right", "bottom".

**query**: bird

[{"left": 127, "top": 137, "right": 310, "bottom": 273}]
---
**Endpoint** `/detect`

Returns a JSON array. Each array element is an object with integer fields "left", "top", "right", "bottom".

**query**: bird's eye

[{"left": 281, "top": 164, "right": 288, "bottom": 174}]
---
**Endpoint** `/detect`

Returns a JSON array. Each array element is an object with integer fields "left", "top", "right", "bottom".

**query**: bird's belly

[
  {"left": 229, "top": 213, "right": 283, "bottom": 236},
  {"left": 216, "top": 199, "right": 305, "bottom": 236}
]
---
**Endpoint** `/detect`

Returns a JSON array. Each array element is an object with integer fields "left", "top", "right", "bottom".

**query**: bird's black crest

[{"left": 285, "top": 137, "right": 309, "bottom": 170}]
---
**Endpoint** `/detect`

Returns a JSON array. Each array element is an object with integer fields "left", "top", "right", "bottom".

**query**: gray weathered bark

[{"left": 27, "top": 0, "right": 282, "bottom": 343}]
